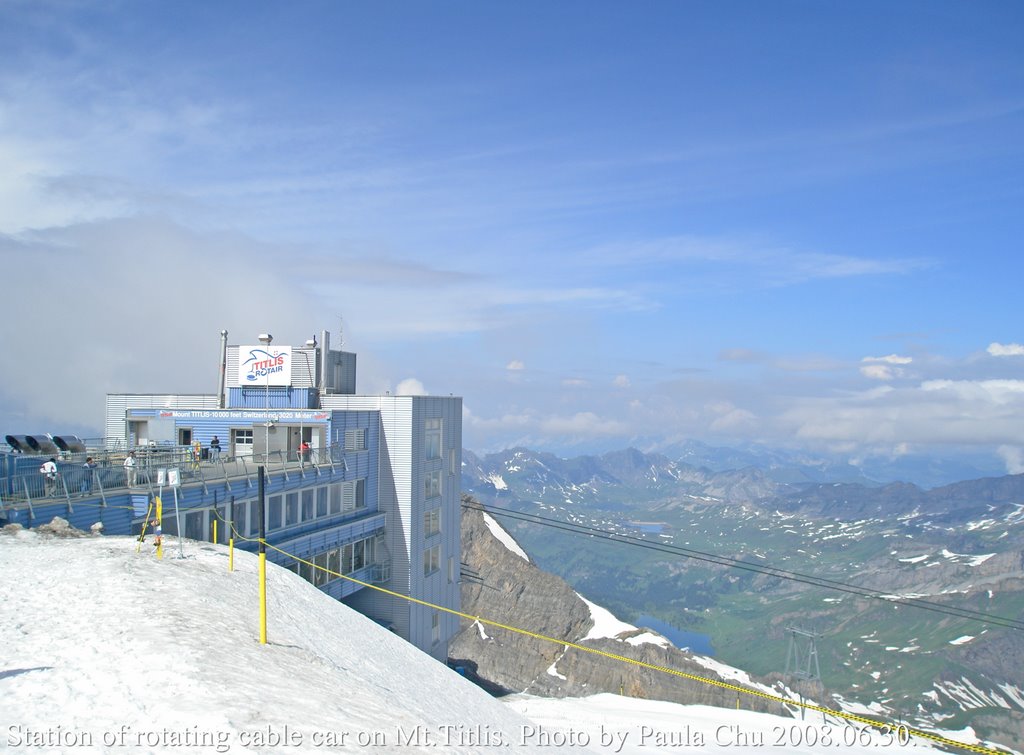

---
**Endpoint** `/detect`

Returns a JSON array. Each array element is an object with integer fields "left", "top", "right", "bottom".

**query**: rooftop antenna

[{"left": 338, "top": 315, "right": 344, "bottom": 351}]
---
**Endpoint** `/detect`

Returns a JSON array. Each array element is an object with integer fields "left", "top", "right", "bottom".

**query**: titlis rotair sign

[{"left": 239, "top": 345, "right": 293, "bottom": 387}]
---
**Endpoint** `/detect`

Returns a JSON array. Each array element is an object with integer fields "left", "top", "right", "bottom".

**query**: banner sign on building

[{"left": 238, "top": 345, "right": 293, "bottom": 387}]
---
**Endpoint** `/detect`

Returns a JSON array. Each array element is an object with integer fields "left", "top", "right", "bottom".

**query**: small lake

[{"left": 635, "top": 614, "right": 715, "bottom": 656}]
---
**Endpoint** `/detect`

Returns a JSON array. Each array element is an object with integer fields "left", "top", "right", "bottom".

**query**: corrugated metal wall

[
  {"left": 104, "top": 394, "right": 220, "bottom": 449},
  {"left": 328, "top": 394, "right": 462, "bottom": 657}
]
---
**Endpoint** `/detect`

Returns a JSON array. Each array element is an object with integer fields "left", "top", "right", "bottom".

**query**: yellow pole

[
  {"left": 259, "top": 548, "right": 268, "bottom": 645},
  {"left": 155, "top": 496, "right": 163, "bottom": 560},
  {"left": 257, "top": 466, "right": 268, "bottom": 644},
  {"left": 135, "top": 501, "right": 154, "bottom": 553},
  {"left": 229, "top": 538, "right": 234, "bottom": 571},
  {"left": 212, "top": 519, "right": 218, "bottom": 544}
]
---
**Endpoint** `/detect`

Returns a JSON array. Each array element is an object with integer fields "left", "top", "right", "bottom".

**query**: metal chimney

[
  {"left": 218, "top": 329, "right": 229, "bottom": 408},
  {"left": 320, "top": 329, "right": 330, "bottom": 396}
]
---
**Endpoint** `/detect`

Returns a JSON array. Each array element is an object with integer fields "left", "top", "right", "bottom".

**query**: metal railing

[{"left": 0, "top": 443, "right": 352, "bottom": 512}]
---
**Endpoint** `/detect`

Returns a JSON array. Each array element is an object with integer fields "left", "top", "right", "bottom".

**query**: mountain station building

[{"left": 0, "top": 329, "right": 463, "bottom": 660}]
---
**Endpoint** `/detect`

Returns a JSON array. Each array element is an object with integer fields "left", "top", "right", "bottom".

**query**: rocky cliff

[{"left": 449, "top": 498, "right": 801, "bottom": 715}]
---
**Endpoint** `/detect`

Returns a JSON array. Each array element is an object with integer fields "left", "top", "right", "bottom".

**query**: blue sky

[{"left": 1, "top": 0, "right": 1023, "bottom": 473}]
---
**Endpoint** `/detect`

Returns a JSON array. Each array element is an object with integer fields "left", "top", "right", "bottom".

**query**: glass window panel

[
  {"left": 248, "top": 500, "right": 261, "bottom": 536},
  {"left": 233, "top": 500, "right": 247, "bottom": 537},
  {"left": 302, "top": 489, "right": 315, "bottom": 521},
  {"left": 185, "top": 511, "right": 204, "bottom": 540},
  {"left": 268, "top": 495, "right": 282, "bottom": 530},
  {"left": 314, "top": 553, "right": 329, "bottom": 586},
  {"left": 285, "top": 492, "right": 299, "bottom": 526}
]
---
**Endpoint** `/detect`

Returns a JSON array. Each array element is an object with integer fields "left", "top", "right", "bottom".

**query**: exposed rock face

[{"left": 450, "top": 499, "right": 788, "bottom": 715}]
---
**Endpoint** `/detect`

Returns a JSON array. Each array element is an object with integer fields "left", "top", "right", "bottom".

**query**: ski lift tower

[{"left": 784, "top": 626, "right": 822, "bottom": 720}]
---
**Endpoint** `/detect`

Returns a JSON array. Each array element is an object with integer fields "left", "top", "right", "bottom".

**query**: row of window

[
  {"left": 288, "top": 534, "right": 379, "bottom": 587},
  {"left": 224, "top": 479, "right": 367, "bottom": 537}
]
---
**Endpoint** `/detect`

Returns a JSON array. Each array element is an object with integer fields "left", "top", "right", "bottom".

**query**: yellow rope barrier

[
  {"left": 258, "top": 540, "right": 1009, "bottom": 755},
  {"left": 187, "top": 510, "right": 1009, "bottom": 755}
]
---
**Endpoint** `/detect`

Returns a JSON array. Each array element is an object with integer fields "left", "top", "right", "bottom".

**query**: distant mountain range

[
  {"left": 459, "top": 444, "right": 1024, "bottom": 751},
  {"left": 463, "top": 445, "right": 1024, "bottom": 526},
  {"left": 467, "top": 439, "right": 1007, "bottom": 491}
]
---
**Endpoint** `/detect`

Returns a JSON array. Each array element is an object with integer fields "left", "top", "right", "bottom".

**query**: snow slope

[
  {"left": 0, "top": 526, "right": 959, "bottom": 754},
  {"left": 0, "top": 528, "right": 560, "bottom": 754}
]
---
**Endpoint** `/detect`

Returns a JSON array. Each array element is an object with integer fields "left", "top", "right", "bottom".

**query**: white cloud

[
  {"left": 583, "top": 235, "right": 932, "bottom": 289},
  {"left": 506, "top": 360, "right": 525, "bottom": 371},
  {"left": 861, "top": 364, "right": 896, "bottom": 380},
  {"left": 612, "top": 374, "right": 630, "bottom": 388},
  {"left": 997, "top": 445, "right": 1024, "bottom": 474},
  {"left": 540, "top": 412, "right": 628, "bottom": 437},
  {"left": 988, "top": 342, "right": 1024, "bottom": 357},
  {"left": 862, "top": 354, "right": 912, "bottom": 365},
  {"left": 562, "top": 378, "right": 588, "bottom": 387},
  {"left": 395, "top": 378, "right": 427, "bottom": 396},
  {"left": 860, "top": 354, "right": 912, "bottom": 381},
  {"left": 784, "top": 379, "right": 1024, "bottom": 447},
  {"left": 708, "top": 405, "right": 757, "bottom": 432},
  {"left": 462, "top": 406, "right": 533, "bottom": 430},
  {"left": 0, "top": 218, "right": 315, "bottom": 432}
]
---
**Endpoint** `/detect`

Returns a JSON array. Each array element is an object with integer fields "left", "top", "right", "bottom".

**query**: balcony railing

[{"left": 0, "top": 442, "right": 352, "bottom": 512}]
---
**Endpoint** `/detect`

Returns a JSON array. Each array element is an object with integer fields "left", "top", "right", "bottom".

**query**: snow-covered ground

[
  {"left": 1, "top": 527, "right": 554, "bottom": 754},
  {"left": 0, "top": 525, "right": 959, "bottom": 754}
]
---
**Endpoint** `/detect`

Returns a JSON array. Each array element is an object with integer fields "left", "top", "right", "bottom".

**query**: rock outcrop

[{"left": 450, "top": 498, "right": 790, "bottom": 715}]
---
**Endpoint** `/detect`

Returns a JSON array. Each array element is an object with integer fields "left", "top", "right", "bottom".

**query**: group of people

[
  {"left": 39, "top": 456, "right": 98, "bottom": 497},
  {"left": 33, "top": 433, "right": 324, "bottom": 497}
]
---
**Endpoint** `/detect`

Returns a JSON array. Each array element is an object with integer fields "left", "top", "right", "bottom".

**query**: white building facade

[{"left": 101, "top": 329, "right": 462, "bottom": 661}]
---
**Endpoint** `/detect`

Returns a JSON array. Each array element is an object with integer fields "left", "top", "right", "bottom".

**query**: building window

[
  {"left": 233, "top": 499, "right": 247, "bottom": 536},
  {"left": 424, "top": 470, "right": 441, "bottom": 500},
  {"left": 232, "top": 429, "right": 253, "bottom": 457},
  {"left": 185, "top": 511, "right": 204, "bottom": 540},
  {"left": 344, "top": 428, "right": 366, "bottom": 451},
  {"left": 424, "top": 508, "right": 440, "bottom": 538},
  {"left": 449, "top": 449, "right": 457, "bottom": 476},
  {"left": 314, "top": 552, "right": 330, "bottom": 586},
  {"left": 285, "top": 492, "right": 299, "bottom": 526},
  {"left": 268, "top": 494, "right": 282, "bottom": 529},
  {"left": 431, "top": 612, "right": 440, "bottom": 645},
  {"left": 329, "top": 483, "right": 342, "bottom": 515},
  {"left": 302, "top": 489, "right": 315, "bottom": 521},
  {"left": 316, "top": 487, "right": 328, "bottom": 517},
  {"left": 448, "top": 556, "right": 456, "bottom": 584},
  {"left": 248, "top": 500, "right": 261, "bottom": 536},
  {"left": 425, "top": 418, "right": 441, "bottom": 459},
  {"left": 340, "top": 479, "right": 365, "bottom": 512},
  {"left": 423, "top": 544, "right": 441, "bottom": 576}
]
